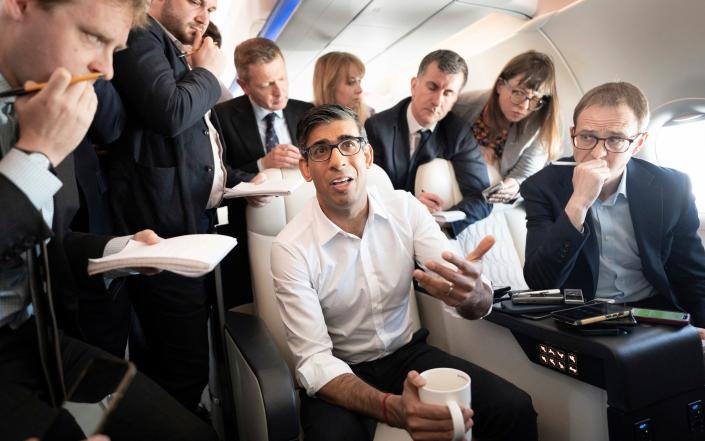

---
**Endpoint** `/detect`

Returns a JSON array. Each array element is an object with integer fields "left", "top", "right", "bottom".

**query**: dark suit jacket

[
  {"left": 72, "top": 79, "right": 124, "bottom": 236},
  {"left": 214, "top": 95, "right": 313, "bottom": 175},
  {"left": 108, "top": 16, "right": 248, "bottom": 237},
  {"left": 365, "top": 97, "right": 491, "bottom": 237},
  {"left": 521, "top": 158, "right": 705, "bottom": 327}
]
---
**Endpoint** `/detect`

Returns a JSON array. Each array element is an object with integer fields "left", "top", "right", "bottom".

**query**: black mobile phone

[
  {"left": 62, "top": 357, "right": 136, "bottom": 436},
  {"left": 511, "top": 289, "right": 563, "bottom": 304},
  {"left": 552, "top": 303, "right": 631, "bottom": 326},
  {"left": 563, "top": 289, "right": 585, "bottom": 305},
  {"left": 631, "top": 307, "right": 690, "bottom": 326},
  {"left": 482, "top": 183, "right": 503, "bottom": 202}
]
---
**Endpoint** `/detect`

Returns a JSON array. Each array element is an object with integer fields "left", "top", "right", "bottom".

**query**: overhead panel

[{"left": 275, "top": 0, "right": 537, "bottom": 102}]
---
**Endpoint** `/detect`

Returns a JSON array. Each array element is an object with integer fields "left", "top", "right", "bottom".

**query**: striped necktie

[{"left": 264, "top": 112, "right": 279, "bottom": 152}]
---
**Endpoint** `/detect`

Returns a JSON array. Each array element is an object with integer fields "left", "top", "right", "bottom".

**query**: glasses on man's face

[
  {"left": 572, "top": 133, "right": 642, "bottom": 153},
  {"left": 501, "top": 78, "right": 546, "bottom": 111},
  {"left": 303, "top": 136, "right": 366, "bottom": 162}
]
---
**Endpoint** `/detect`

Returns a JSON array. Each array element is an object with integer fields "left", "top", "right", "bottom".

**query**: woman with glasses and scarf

[
  {"left": 452, "top": 51, "right": 561, "bottom": 289},
  {"left": 454, "top": 50, "right": 561, "bottom": 203}
]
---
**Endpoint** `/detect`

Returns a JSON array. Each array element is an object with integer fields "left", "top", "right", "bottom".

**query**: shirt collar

[
  {"left": 406, "top": 101, "right": 437, "bottom": 135},
  {"left": 600, "top": 166, "right": 629, "bottom": 207},
  {"left": 312, "top": 187, "right": 390, "bottom": 246},
  {"left": 150, "top": 14, "right": 188, "bottom": 53},
  {"left": 250, "top": 98, "right": 284, "bottom": 122}
]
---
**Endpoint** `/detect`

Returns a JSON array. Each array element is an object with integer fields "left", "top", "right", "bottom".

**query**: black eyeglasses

[
  {"left": 572, "top": 132, "right": 643, "bottom": 153},
  {"left": 501, "top": 78, "right": 547, "bottom": 111},
  {"left": 302, "top": 136, "right": 366, "bottom": 162}
]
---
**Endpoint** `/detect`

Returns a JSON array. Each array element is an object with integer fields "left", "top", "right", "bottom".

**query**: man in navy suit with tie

[
  {"left": 521, "top": 82, "right": 705, "bottom": 334},
  {"left": 365, "top": 50, "right": 490, "bottom": 237},
  {"left": 214, "top": 38, "right": 312, "bottom": 306}
]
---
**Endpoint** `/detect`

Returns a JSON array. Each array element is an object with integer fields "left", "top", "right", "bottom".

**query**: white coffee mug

[{"left": 418, "top": 368, "right": 471, "bottom": 441}]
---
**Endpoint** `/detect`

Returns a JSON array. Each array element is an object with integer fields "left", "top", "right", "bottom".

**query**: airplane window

[{"left": 655, "top": 117, "right": 705, "bottom": 212}]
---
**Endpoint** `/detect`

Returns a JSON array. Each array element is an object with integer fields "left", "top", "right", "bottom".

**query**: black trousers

[
  {"left": 0, "top": 318, "right": 217, "bottom": 441},
  {"left": 300, "top": 328, "right": 538, "bottom": 441},
  {"left": 127, "top": 271, "right": 210, "bottom": 412}
]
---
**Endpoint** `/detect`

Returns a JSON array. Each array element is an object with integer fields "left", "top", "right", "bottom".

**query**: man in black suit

[
  {"left": 0, "top": 0, "right": 217, "bottom": 439},
  {"left": 365, "top": 49, "right": 490, "bottom": 238},
  {"left": 521, "top": 81, "right": 705, "bottom": 333},
  {"left": 214, "top": 38, "right": 312, "bottom": 306},
  {"left": 108, "top": 0, "right": 268, "bottom": 411}
]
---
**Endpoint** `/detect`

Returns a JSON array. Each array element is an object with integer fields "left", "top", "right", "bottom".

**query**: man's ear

[
  {"left": 236, "top": 77, "right": 249, "bottom": 96},
  {"left": 631, "top": 131, "right": 649, "bottom": 156},
  {"left": 410, "top": 76, "right": 417, "bottom": 95},
  {"left": 364, "top": 144, "right": 374, "bottom": 168},
  {"left": 5, "top": 0, "right": 30, "bottom": 20},
  {"left": 299, "top": 157, "right": 312, "bottom": 182}
]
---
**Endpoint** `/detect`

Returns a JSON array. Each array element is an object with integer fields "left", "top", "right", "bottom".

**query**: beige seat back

[{"left": 246, "top": 165, "right": 421, "bottom": 373}]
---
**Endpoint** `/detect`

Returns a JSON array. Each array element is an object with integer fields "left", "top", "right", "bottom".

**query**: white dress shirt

[
  {"left": 251, "top": 100, "right": 293, "bottom": 171},
  {"left": 271, "top": 187, "right": 455, "bottom": 396},
  {"left": 406, "top": 104, "right": 437, "bottom": 157},
  {"left": 591, "top": 168, "right": 658, "bottom": 302}
]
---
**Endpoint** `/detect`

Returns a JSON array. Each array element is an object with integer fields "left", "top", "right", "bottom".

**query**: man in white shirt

[{"left": 272, "top": 104, "right": 537, "bottom": 441}]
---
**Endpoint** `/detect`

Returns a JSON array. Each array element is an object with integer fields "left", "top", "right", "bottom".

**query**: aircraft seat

[{"left": 223, "top": 165, "right": 429, "bottom": 440}]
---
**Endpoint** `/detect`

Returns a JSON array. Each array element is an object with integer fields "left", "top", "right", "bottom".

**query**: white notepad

[
  {"left": 432, "top": 210, "right": 467, "bottom": 224},
  {"left": 224, "top": 176, "right": 303, "bottom": 198},
  {"left": 87, "top": 234, "right": 237, "bottom": 278}
]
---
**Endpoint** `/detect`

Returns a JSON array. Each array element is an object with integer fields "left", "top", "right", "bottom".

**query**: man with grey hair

[
  {"left": 365, "top": 49, "right": 490, "bottom": 238},
  {"left": 522, "top": 81, "right": 705, "bottom": 332},
  {"left": 0, "top": 0, "right": 217, "bottom": 439},
  {"left": 273, "top": 103, "right": 537, "bottom": 441}
]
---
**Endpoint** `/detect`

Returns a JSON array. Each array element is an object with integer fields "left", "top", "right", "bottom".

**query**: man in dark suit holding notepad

[
  {"left": 108, "top": 0, "right": 271, "bottom": 412},
  {"left": 0, "top": 0, "right": 217, "bottom": 439}
]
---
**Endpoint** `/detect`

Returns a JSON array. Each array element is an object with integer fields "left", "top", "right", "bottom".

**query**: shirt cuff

[
  {"left": 297, "top": 352, "right": 354, "bottom": 397},
  {"left": 0, "top": 148, "right": 61, "bottom": 209},
  {"left": 256, "top": 158, "right": 264, "bottom": 171},
  {"left": 103, "top": 235, "right": 132, "bottom": 256}
]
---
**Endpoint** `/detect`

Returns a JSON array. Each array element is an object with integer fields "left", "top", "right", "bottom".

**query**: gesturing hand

[{"left": 414, "top": 236, "right": 495, "bottom": 318}]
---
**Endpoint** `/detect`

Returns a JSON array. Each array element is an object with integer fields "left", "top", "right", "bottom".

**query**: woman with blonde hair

[
  {"left": 313, "top": 51, "right": 371, "bottom": 123},
  {"left": 454, "top": 50, "right": 561, "bottom": 203}
]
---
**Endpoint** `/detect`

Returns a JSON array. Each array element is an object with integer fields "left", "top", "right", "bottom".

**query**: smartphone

[
  {"left": 482, "top": 183, "right": 503, "bottom": 202},
  {"left": 631, "top": 307, "right": 690, "bottom": 326},
  {"left": 512, "top": 289, "right": 563, "bottom": 304},
  {"left": 552, "top": 303, "right": 631, "bottom": 326},
  {"left": 62, "top": 357, "right": 136, "bottom": 436},
  {"left": 563, "top": 289, "right": 585, "bottom": 305}
]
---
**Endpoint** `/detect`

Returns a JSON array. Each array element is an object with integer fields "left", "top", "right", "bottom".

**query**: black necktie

[
  {"left": 264, "top": 112, "right": 279, "bottom": 152},
  {"left": 416, "top": 129, "right": 431, "bottom": 153}
]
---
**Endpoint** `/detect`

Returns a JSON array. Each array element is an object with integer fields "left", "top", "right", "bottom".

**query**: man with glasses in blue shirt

[{"left": 521, "top": 81, "right": 705, "bottom": 334}]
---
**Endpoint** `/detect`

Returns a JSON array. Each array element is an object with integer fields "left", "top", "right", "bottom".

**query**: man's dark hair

[
  {"left": 296, "top": 104, "right": 363, "bottom": 151},
  {"left": 417, "top": 49, "right": 468, "bottom": 88},
  {"left": 204, "top": 21, "right": 222, "bottom": 48}
]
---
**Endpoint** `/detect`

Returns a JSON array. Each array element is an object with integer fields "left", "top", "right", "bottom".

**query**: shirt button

[
  {"left": 206, "top": 166, "right": 214, "bottom": 172},
  {"left": 203, "top": 129, "right": 210, "bottom": 136}
]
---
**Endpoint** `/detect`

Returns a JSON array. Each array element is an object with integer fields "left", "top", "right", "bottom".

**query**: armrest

[{"left": 224, "top": 311, "right": 299, "bottom": 441}]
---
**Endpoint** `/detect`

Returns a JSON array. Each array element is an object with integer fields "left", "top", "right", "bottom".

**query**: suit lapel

[
  {"left": 283, "top": 106, "right": 297, "bottom": 144},
  {"left": 558, "top": 164, "right": 600, "bottom": 297},
  {"left": 237, "top": 99, "right": 266, "bottom": 157},
  {"left": 626, "top": 160, "right": 662, "bottom": 276},
  {"left": 393, "top": 101, "right": 411, "bottom": 189}
]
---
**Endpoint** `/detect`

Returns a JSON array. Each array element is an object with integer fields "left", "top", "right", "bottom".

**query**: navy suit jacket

[
  {"left": 214, "top": 95, "right": 313, "bottom": 175},
  {"left": 365, "top": 97, "right": 491, "bottom": 237},
  {"left": 521, "top": 158, "right": 705, "bottom": 326},
  {"left": 108, "top": 16, "right": 248, "bottom": 237}
]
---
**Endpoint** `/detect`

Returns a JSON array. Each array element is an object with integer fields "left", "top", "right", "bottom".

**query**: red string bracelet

[{"left": 381, "top": 392, "right": 392, "bottom": 425}]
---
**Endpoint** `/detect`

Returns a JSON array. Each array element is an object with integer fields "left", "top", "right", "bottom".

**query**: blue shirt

[
  {"left": 0, "top": 72, "right": 62, "bottom": 328},
  {"left": 591, "top": 168, "right": 658, "bottom": 302}
]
